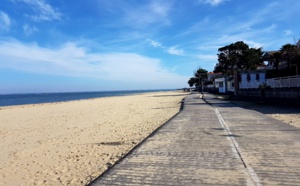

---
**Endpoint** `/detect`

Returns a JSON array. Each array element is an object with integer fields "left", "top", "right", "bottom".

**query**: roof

[
  {"left": 208, "top": 72, "right": 222, "bottom": 74},
  {"left": 263, "top": 51, "right": 279, "bottom": 57}
]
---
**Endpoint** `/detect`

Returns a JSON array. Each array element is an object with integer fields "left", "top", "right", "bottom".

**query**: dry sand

[{"left": 0, "top": 91, "right": 189, "bottom": 186}]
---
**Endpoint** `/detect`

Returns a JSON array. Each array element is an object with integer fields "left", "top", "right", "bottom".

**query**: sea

[{"left": 0, "top": 89, "right": 174, "bottom": 107}]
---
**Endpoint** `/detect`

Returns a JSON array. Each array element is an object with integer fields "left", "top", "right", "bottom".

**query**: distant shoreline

[{"left": 0, "top": 89, "right": 177, "bottom": 107}]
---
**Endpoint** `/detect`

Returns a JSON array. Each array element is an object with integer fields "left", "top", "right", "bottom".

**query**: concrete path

[{"left": 90, "top": 93, "right": 300, "bottom": 186}]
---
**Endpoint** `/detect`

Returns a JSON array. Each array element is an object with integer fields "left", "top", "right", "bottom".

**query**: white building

[
  {"left": 227, "top": 77, "right": 235, "bottom": 92},
  {"left": 215, "top": 78, "right": 226, "bottom": 93},
  {"left": 239, "top": 71, "right": 266, "bottom": 89},
  {"left": 207, "top": 72, "right": 223, "bottom": 81}
]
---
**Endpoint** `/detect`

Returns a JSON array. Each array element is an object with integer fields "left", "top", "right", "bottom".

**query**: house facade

[
  {"left": 214, "top": 77, "right": 235, "bottom": 93},
  {"left": 239, "top": 71, "right": 266, "bottom": 89},
  {"left": 214, "top": 78, "right": 226, "bottom": 93}
]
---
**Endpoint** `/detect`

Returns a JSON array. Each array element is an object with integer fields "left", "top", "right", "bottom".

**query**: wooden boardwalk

[{"left": 89, "top": 93, "right": 300, "bottom": 186}]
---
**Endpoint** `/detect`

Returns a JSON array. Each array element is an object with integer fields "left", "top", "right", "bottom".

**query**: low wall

[{"left": 237, "top": 88, "right": 300, "bottom": 104}]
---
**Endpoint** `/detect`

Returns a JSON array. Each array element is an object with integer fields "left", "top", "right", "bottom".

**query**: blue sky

[{"left": 0, "top": 0, "right": 299, "bottom": 93}]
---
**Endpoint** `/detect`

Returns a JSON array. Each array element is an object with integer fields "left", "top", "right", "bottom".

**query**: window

[{"left": 247, "top": 74, "right": 251, "bottom": 81}]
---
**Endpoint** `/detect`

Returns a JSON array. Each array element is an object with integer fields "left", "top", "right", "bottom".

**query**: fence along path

[{"left": 266, "top": 75, "right": 300, "bottom": 88}]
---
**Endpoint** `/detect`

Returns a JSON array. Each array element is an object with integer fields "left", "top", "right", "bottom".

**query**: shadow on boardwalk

[{"left": 215, "top": 93, "right": 300, "bottom": 114}]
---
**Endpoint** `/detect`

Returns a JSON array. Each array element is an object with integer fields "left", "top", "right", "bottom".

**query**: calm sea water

[{"left": 0, "top": 90, "right": 173, "bottom": 107}]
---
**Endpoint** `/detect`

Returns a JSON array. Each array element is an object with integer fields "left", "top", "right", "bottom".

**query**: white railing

[{"left": 266, "top": 75, "right": 300, "bottom": 88}]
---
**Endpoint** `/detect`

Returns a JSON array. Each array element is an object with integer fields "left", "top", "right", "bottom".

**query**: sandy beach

[{"left": 0, "top": 91, "right": 189, "bottom": 186}]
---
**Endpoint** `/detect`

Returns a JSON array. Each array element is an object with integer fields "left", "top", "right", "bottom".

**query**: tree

[
  {"left": 214, "top": 41, "right": 263, "bottom": 75},
  {"left": 187, "top": 68, "right": 208, "bottom": 88},
  {"left": 280, "top": 44, "right": 299, "bottom": 68},
  {"left": 194, "top": 68, "right": 208, "bottom": 79},
  {"left": 270, "top": 52, "right": 281, "bottom": 70},
  {"left": 279, "top": 43, "right": 300, "bottom": 75},
  {"left": 188, "top": 77, "right": 199, "bottom": 87},
  {"left": 241, "top": 48, "right": 264, "bottom": 70}
]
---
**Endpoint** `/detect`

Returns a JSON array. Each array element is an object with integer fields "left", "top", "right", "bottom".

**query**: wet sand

[{"left": 0, "top": 91, "right": 189, "bottom": 186}]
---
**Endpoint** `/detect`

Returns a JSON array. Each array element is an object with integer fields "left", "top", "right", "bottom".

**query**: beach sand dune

[{"left": 0, "top": 91, "right": 189, "bottom": 186}]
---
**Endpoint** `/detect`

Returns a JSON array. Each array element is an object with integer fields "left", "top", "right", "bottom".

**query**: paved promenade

[{"left": 90, "top": 93, "right": 300, "bottom": 186}]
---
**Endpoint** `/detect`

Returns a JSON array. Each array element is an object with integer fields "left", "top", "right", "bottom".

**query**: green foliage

[
  {"left": 214, "top": 41, "right": 263, "bottom": 75},
  {"left": 280, "top": 44, "right": 300, "bottom": 68},
  {"left": 267, "top": 43, "right": 300, "bottom": 75},
  {"left": 187, "top": 68, "right": 208, "bottom": 87},
  {"left": 242, "top": 48, "right": 264, "bottom": 70},
  {"left": 269, "top": 52, "right": 281, "bottom": 70},
  {"left": 266, "top": 68, "right": 297, "bottom": 78},
  {"left": 188, "top": 77, "right": 199, "bottom": 87},
  {"left": 194, "top": 68, "right": 208, "bottom": 79}
]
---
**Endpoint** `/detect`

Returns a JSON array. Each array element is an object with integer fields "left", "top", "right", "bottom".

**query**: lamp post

[
  {"left": 201, "top": 78, "right": 204, "bottom": 93},
  {"left": 199, "top": 77, "right": 201, "bottom": 93},
  {"left": 198, "top": 73, "right": 204, "bottom": 93}
]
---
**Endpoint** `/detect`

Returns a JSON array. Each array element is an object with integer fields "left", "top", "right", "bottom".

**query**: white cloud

[
  {"left": 242, "top": 40, "right": 263, "bottom": 48},
  {"left": 146, "top": 39, "right": 185, "bottom": 56},
  {"left": 15, "top": 0, "right": 61, "bottom": 21},
  {"left": 23, "top": 24, "right": 38, "bottom": 35},
  {"left": 123, "top": 1, "right": 172, "bottom": 28},
  {"left": 167, "top": 46, "right": 185, "bottom": 56},
  {"left": 216, "top": 35, "right": 263, "bottom": 48},
  {"left": 150, "top": 1, "right": 170, "bottom": 17},
  {"left": 0, "top": 39, "right": 188, "bottom": 87},
  {"left": 0, "top": 11, "right": 11, "bottom": 31},
  {"left": 284, "top": 30, "right": 293, "bottom": 36},
  {"left": 198, "top": 0, "right": 228, "bottom": 6},
  {"left": 146, "top": 39, "right": 163, "bottom": 48},
  {"left": 263, "top": 24, "right": 277, "bottom": 33}
]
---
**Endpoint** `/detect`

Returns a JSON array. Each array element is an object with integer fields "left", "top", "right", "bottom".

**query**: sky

[{"left": 0, "top": 0, "right": 299, "bottom": 93}]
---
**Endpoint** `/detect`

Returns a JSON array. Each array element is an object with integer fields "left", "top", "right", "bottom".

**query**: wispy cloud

[
  {"left": 284, "top": 30, "right": 294, "bottom": 36},
  {"left": 127, "top": 1, "right": 171, "bottom": 28},
  {"left": 0, "top": 39, "right": 188, "bottom": 87},
  {"left": 0, "top": 11, "right": 11, "bottom": 31},
  {"left": 181, "top": 1, "right": 297, "bottom": 54},
  {"left": 146, "top": 39, "right": 163, "bottom": 48},
  {"left": 167, "top": 46, "right": 185, "bottom": 56},
  {"left": 263, "top": 24, "right": 277, "bottom": 33},
  {"left": 146, "top": 39, "right": 185, "bottom": 56},
  {"left": 175, "top": 17, "right": 210, "bottom": 37},
  {"left": 198, "top": 0, "right": 228, "bottom": 6},
  {"left": 14, "top": 0, "right": 61, "bottom": 21},
  {"left": 23, "top": 24, "right": 38, "bottom": 35},
  {"left": 102, "top": 1, "right": 172, "bottom": 28}
]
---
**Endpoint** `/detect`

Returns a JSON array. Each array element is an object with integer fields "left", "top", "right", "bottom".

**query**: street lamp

[{"left": 198, "top": 73, "right": 204, "bottom": 93}]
